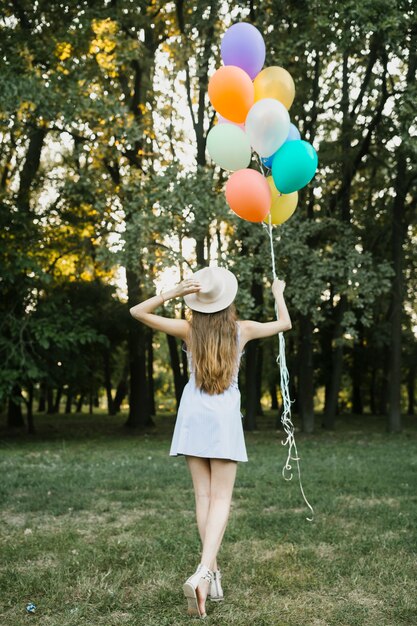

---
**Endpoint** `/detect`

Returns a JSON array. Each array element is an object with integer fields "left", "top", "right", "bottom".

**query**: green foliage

[
  {"left": 277, "top": 215, "right": 394, "bottom": 332},
  {"left": 0, "top": 0, "right": 415, "bottom": 420}
]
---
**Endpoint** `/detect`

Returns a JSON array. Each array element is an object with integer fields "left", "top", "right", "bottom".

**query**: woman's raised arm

[
  {"left": 239, "top": 278, "right": 292, "bottom": 343},
  {"left": 129, "top": 278, "right": 201, "bottom": 340}
]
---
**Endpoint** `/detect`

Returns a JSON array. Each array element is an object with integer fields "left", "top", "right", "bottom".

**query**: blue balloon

[
  {"left": 261, "top": 124, "right": 301, "bottom": 169},
  {"left": 261, "top": 153, "right": 275, "bottom": 169},
  {"left": 285, "top": 123, "right": 301, "bottom": 143},
  {"left": 272, "top": 140, "right": 318, "bottom": 194}
]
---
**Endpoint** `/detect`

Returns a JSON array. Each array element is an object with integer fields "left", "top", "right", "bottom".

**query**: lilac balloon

[
  {"left": 285, "top": 123, "right": 301, "bottom": 143},
  {"left": 221, "top": 23, "right": 265, "bottom": 80}
]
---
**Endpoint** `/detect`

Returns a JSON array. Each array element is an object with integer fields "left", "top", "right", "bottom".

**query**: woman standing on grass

[{"left": 130, "top": 266, "right": 291, "bottom": 619}]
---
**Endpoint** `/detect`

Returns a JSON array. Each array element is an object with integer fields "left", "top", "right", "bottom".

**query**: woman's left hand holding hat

[{"left": 176, "top": 278, "right": 202, "bottom": 297}]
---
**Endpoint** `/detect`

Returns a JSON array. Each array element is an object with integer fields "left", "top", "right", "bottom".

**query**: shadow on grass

[{"left": 0, "top": 409, "right": 416, "bottom": 445}]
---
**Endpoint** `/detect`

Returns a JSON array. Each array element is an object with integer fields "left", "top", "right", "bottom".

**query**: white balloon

[
  {"left": 245, "top": 98, "right": 290, "bottom": 158},
  {"left": 206, "top": 123, "right": 252, "bottom": 171}
]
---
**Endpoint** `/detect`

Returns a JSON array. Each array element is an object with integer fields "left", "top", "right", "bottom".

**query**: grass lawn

[{"left": 0, "top": 411, "right": 416, "bottom": 626}]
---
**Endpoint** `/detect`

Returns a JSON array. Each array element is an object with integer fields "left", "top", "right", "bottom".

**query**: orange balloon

[
  {"left": 225, "top": 169, "right": 271, "bottom": 222},
  {"left": 208, "top": 66, "right": 255, "bottom": 124}
]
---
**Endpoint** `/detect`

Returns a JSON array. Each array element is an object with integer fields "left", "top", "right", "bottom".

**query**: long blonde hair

[{"left": 188, "top": 304, "right": 239, "bottom": 395}]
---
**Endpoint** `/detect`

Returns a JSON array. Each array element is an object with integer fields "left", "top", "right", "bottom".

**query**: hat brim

[{"left": 183, "top": 267, "right": 238, "bottom": 313}]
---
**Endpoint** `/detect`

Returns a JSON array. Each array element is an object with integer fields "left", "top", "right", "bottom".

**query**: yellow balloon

[
  {"left": 254, "top": 66, "right": 295, "bottom": 110},
  {"left": 264, "top": 177, "right": 298, "bottom": 224}
]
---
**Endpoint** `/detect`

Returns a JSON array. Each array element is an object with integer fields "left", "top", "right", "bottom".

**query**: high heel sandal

[
  {"left": 183, "top": 563, "right": 213, "bottom": 618},
  {"left": 208, "top": 569, "right": 224, "bottom": 602}
]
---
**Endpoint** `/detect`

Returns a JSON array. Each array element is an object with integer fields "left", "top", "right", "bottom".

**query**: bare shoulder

[
  {"left": 177, "top": 319, "right": 191, "bottom": 341},
  {"left": 236, "top": 320, "right": 252, "bottom": 349},
  {"left": 237, "top": 320, "right": 252, "bottom": 335}
]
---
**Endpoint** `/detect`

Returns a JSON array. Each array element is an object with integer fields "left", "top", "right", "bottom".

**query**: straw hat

[{"left": 183, "top": 267, "right": 238, "bottom": 313}]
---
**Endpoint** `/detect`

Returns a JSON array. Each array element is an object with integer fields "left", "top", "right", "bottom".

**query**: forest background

[{"left": 1, "top": 0, "right": 416, "bottom": 437}]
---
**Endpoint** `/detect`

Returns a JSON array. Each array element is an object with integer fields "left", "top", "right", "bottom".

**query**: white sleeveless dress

[{"left": 169, "top": 322, "right": 248, "bottom": 462}]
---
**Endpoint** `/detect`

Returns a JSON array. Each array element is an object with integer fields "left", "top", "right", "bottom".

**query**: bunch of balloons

[{"left": 206, "top": 22, "right": 318, "bottom": 225}]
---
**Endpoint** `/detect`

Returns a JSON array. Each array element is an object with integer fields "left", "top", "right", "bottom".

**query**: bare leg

[
  {"left": 201, "top": 458, "right": 237, "bottom": 570},
  {"left": 185, "top": 456, "right": 218, "bottom": 571},
  {"left": 186, "top": 456, "right": 238, "bottom": 615}
]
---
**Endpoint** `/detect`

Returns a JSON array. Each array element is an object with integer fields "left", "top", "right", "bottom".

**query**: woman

[{"left": 130, "top": 266, "right": 291, "bottom": 619}]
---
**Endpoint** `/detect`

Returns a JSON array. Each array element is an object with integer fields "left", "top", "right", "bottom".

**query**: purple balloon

[
  {"left": 285, "top": 123, "right": 301, "bottom": 143},
  {"left": 221, "top": 23, "right": 265, "bottom": 80}
]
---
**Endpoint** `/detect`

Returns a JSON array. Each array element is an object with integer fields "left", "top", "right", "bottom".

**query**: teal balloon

[
  {"left": 271, "top": 140, "right": 318, "bottom": 193},
  {"left": 206, "top": 123, "right": 251, "bottom": 171}
]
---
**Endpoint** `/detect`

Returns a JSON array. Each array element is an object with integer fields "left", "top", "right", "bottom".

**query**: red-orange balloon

[
  {"left": 225, "top": 169, "right": 271, "bottom": 222},
  {"left": 208, "top": 66, "right": 254, "bottom": 124}
]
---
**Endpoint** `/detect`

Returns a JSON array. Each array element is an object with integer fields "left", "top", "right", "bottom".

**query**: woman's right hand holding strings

[{"left": 272, "top": 278, "right": 286, "bottom": 298}]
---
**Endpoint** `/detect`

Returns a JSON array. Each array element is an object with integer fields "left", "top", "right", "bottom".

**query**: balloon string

[{"left": 261, "top": 216, "right": 315, "bottom": 523}]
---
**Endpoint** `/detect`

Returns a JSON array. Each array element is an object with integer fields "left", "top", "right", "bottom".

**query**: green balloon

[
  {"left": 206, "top": 123, "right": 252, "bottom": 171},
  {"left": 272, "top": 140, "right": 318, "bottom": 193}
]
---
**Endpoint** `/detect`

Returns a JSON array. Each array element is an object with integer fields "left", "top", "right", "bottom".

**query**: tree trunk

[
  {"left": 195, "top": 238, "right": 207, "bottom": 267},
  {"left": 387, "top": 155, "right": 407, "bottom": 432},
  {"left": 181, "top": 336, "right": 189, "bottom": 380},
  {"left": 7, "top": 385, "right": 25, "bottom": 428},
  {"left": 323, "top": 344, "right": 343, "bottom": 428},
  {"left": 244, "top": 257, "right": 264, "bottom": 429},
  {"left": 125, "top": 269, "right": 150, "bottom": 429},
  {"left": 322, "top": 51, "right": 353, "bottom": 428},
  {"left": 5, "top": 126, "right": 46, "bottom": 431},
  {"left": 147, "top": 329, "right": 156, "bottom": 417},
  {"left": 320, "top": 306, "right": 333, "bottom": 425},
  {"left": 26, "top": 383, "right": 35, "bottom": 434},
  {"left": 54, "top": 386, "right": 62, "bottom": 414},
  {"left": 322, "top": 44, "right": 387, "bottom": 427},
  {"left": 244, "top": 340, "right": 259, "bottom": 431},
  {"left": 115, "top": 22, "right": 159, "bottom": 428},
  {"left": 351, "top": 327, "right": 364, "bottom": 415},
  {"left": 370, "top": 367, "right": 377, "bottom": 415},
  {"left": 76, "top": 394, "right": 84, "bottom": 413},
  {"left": 114, "top": 368, "right": 129, "bottom": 413},
  {"left": 256, "top": 344, "right": 264, "bottom": 416},
  {"left": 269, "top": 382, "right": 279, "bottom": 410},
  {"left": 322, "top": 296, "right": 347, "bottom": 429},
  {"left": 298, "top": 313, "right": 315, "bottom": 433},
  {"left": 176, "top": 0, "right": 214, "bottom": 269},
  {"left": 379, "top": 347, "right": 389, "bottom": 416},
  {"left": 16, "top": 126, "right": 46, "bottom": 212},
  {"left": 167, "top": 334, "right": 187, "bottom": 410},
  {"left": 104, "top": 353, "right": 116, "bottom": 415},
  {"left": 113, "top": 358, "right": 129, "bottom": 413},
  {"left": 407, "top": 366, "right": 415, "bottom": 416},
  {"left": 38, "top": 381, "right": 46, "bottom": 412},
  {"left": 65, "top": 389, "right": 72, "bottom": 414},
  {"left": 387, "top": 35, "right": 416, "bottom": 430},
  {"left": 46, "top": 386, "right": 54, "bottom": 415},
  {"left": 290, "top": 369, "right": 298, "bottom": 415}
]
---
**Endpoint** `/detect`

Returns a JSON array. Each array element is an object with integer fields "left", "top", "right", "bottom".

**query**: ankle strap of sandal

[{"left": 197, "top": 563, "right": 213, "bottom": 583}]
